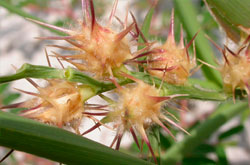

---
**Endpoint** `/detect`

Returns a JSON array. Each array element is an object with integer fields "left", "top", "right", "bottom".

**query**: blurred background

[{"left": 0, "top": 0, "right": 250, "bottom": 164}]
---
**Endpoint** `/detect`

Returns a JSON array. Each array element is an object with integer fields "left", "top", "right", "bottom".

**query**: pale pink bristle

[
  {"left": 108, "top": 0, "right": 118, "bottom": 26},
  {"left": 81, "top": 122, "right": 101, "bottom": 136},
  {"left": 89, "top": 0, "right": 96, "bottom": 32},
  {"left": 115, "top": 22, "right": 135, "bottom": 42},
  {"left": 130, "top": 127, "right": 140, "bottom": 149},
  {"left": 26, "top": 18, "right": 73, "bottom": 34},
  {"left": 167, "top": 9, "right": 175, "bottom": 44}
]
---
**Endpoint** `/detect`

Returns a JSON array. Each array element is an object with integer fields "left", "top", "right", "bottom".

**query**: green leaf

[
  {"left": 216, "top": 145, "right": 228, "bottom": 165},
  {"left": 0, "top": 1, "right": 65, "bottom": 35},
  {"left": 0, "top": 111, "right": 151, "bottom": 165},
  {"left": 205, "top": 0, "right": 250, "bottom": 43},
  {"left": 192, "top": 143, "right": 216, "bottom": 156},
  {"left": 0, "top": 84, "right": 9, "bottom": 94},
  {"left": 182, "top": 156, "right": 216, "bottom": 165},
  {"left": 218, "top": 125, "right": 244, "bottom": 141},
  {"left": 174, "top": 0, "right": 222, "bottom": 87},
  {"left": 2, "top": 93, "right": 20, "bottom": 105},
  {"left": 163, "top": 101, "right": 248, "bottom": 164}
]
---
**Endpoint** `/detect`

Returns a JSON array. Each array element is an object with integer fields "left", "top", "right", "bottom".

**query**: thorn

[
  {"left": 130, "top": 12, "right": 148, "bottom": 43},
  {"left": 161, "top": 115, "right": 190, "bottom": 135},
  {"left": 138, "top": 126, "right": 157, "bottom": 163},
  {"left": 108, "top": 0, "right": 118, "bottom": 27},
  {"left": 205, "top": 34, "right": 224, "bottom": 54},
  {"left": 167, "top": 9, "right": 175, "bottom": 44},
  {"left": 11, "top": 64, "right": 18, "bottom": 71},
  {"left": 0, "top": 149, "right": 14, "bottom": 163},
  {"left": 243, "top": 35, "right": 250, "bottom": 45},
  {"left": 190, "top": 64, "right": 203, "bottom": 77},
  {"left": 153, "top": 116, "right": 176, "bottom": 141},
  {"left": 26, "top": 18, "right": 73, "bottom": 34},
  {"left": 237, "top": 45, "right": 246, "bottom": 55},
  {"left": 83, "top": 112, "right": 108, "bottom": 116},
  {"left": 56, "top": 57, "right": 65, "bottom": 69},
  {"left": 110, "top": 133, "right": 119, "bottom": 148},
  {"left": 115, "top": 133, "right": 123, "bottom": 150},
  {"left": 0, "top": 102, "right": 24, "bottom": 109},
  {"left": 130, "top": 127, "right": 140, "bottom": 149},
  {"left": 197, "top": 59, "right": 219, "bottom": 70},
  {"left": 193, "top": 40, "right": 197, "bottom": 63},
  {"left": 81, "top": 122, "right": 101, "bottom": 136},
  {"left": 115, "top": 22, "right": 135, "bottom": 42},
  {"left": 20, "top": 104, "right": 42, "bottom": 114},
  {"left": 148, "top": 94, "right": 188, "bottom": 103},
  {"left": 186, "top": 30, "right": 199, "bottom": 49},
  {"left": 89, "top": 0, "right": 96, "bottom": 32},
  {"left": 119, "top": 72, "right": 140, "bottom": 83},
  {"left": 44, "top": 48, "right": 51, "bottom": 67},
  {"left": 224, "top": 45, "right": 238, "bottom": 57},
  {"left": 82, "top": 0, "right": 90, "bottom": 23},
  {"left": 14, "top": 88, "right": 40, "bottom": 97},
  {"left": 109, "top": 77, "right": 123, "bottom": 91},
  {"left": 35, "top": 36, "right": 75, "bottom": 40},
  {"left": 222, "top": 47, "right": 230, "bottom": 65},
  {"left": 179, "top": 24, "right": 184, "bottom": 48},
  {"left": 26, "top": 78, "right": 39, "bottom": 89},
  {"left": 66, "top": 39, "right": 85, "bottom": 49},
  {"left": 147, "top": 66, "right": 177, "bottom": 72}
]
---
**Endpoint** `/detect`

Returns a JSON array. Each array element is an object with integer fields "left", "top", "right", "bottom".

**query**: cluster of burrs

[{"left": 0, "top": 0, "right": 203, "bottom": 163}]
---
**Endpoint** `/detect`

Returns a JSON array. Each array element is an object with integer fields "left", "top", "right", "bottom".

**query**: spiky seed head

[
  {"left": 8, "top": 80, "right": 85, "bottom": 132},
  {"left": 108, "top": 81, "right": 161, "bottom": 132},
  {"left": 220, "top": 40, "right": 250, "bottom": 95},
  {"left": 68, "top": 22, "right": 133, "bottom": 79},
  {"left": 32, "top": 0, "right": 134, "bottom": 79},
  {"left": 147, "top": 10, "right": 196, "bottom": 85},
  {"left": 101, "top": 75, "right": 188, "bottom": 163}
]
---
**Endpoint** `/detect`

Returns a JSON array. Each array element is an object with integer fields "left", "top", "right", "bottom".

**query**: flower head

[
  {"left": 146, "top": 10, "right": 197, "bottom": 85},
  {"left": 29, "top": 0, "right": 134, "bottom": 79},
  {"left": 219, "top": 36, "right": 250, "bottom": 97},
  {"left": 82, "top": 73, "right": 188, "bottom": 163}
]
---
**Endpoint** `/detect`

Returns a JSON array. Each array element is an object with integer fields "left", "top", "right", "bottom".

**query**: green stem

[
  {"left": 163, "top": 101, "right": 248, "bottom": 164},
  {"left": 0, "top": 64, "right": 227, "bottom": 101}
]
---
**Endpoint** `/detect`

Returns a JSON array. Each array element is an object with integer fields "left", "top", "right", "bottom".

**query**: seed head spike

[
  {"left": 108, "top": 0, "right": 118, "bottom": 27},
  {"left": 179, "top": 24, "right": 184, "bottom": 48},
  {"left": 224, "top": 45, "right": 238, "bottom": 57},
  {"left": 81, "top": 122, "right": 101, "bottom": 136},
  {"left": 115, "top": 22, "right": 135, "bottom": 42},
  {"left": 130, "top": 127, "right": 140, "bottom": 149},
  {"left": 89, "top": 0, "right": 96, "bottom": 32},
  {"left": 44, "top": 48, "right": 51, "bottom": 67},
  {"left": 115, "top": 133, "right": 124, "bottom": 150},
  {"left": 26, "top": 18, "right": 73, "bottom": 34},
  {"left": 138, "top": 126, "right": 157, "bottom": 163},
  {"left": 167, "top": 9, "right": 175, "bottom": 44},
  {"left": 0, "top": 149, "right": 14, "bottom": 163},
  {"left": 186, "top": 30, "right": 199, "bottom": 50}
]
